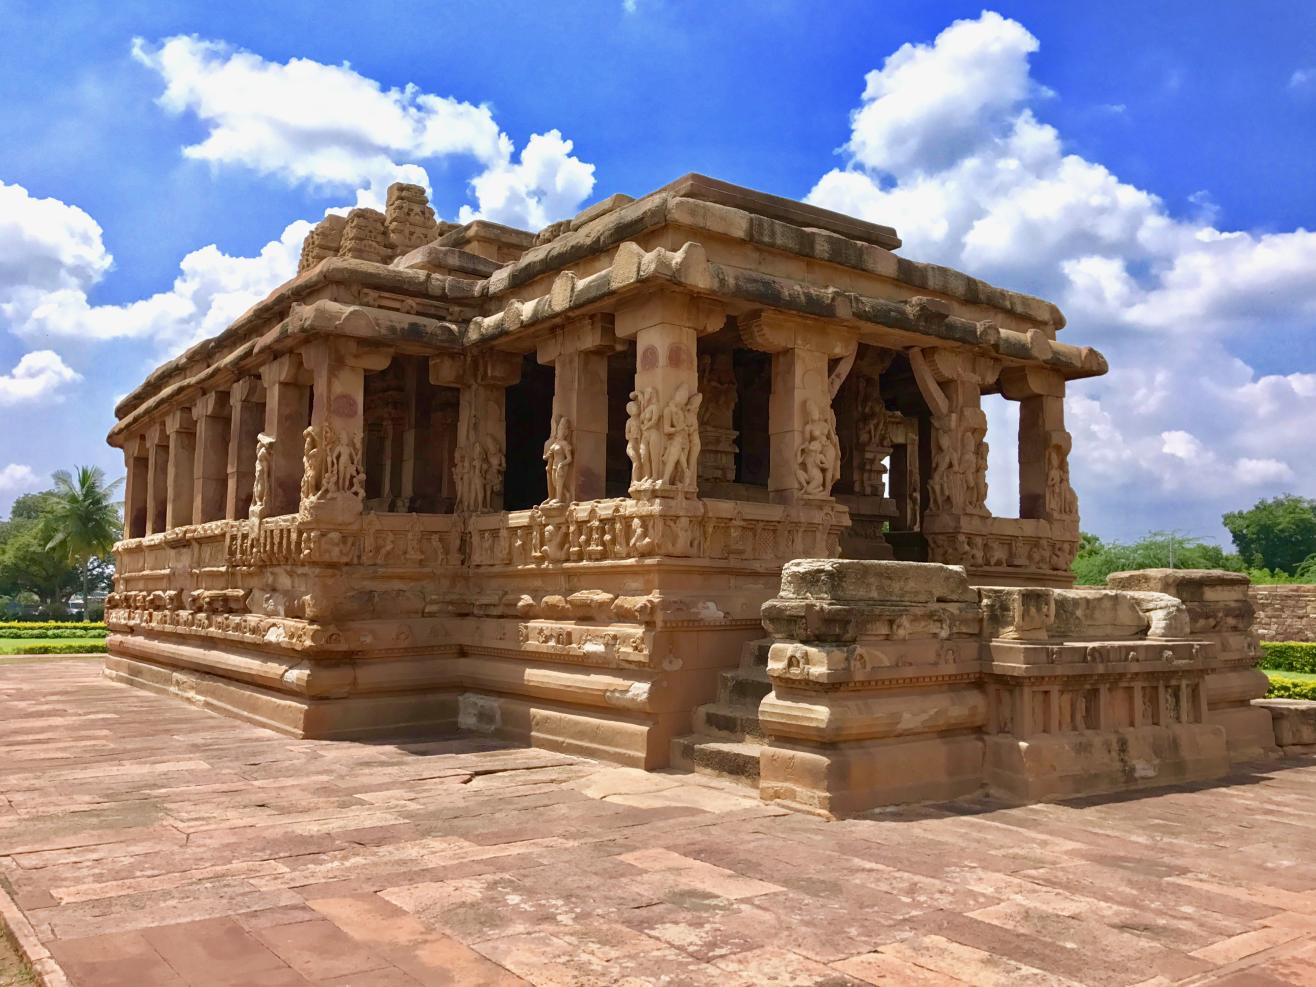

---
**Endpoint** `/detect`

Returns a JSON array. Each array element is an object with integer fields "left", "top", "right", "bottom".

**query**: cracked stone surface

[{"left": 2, "top": 660, "right": 1316, "bottom": 986}]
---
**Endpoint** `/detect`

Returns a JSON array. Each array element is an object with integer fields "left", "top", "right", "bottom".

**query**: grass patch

[{"left": 1265, "top": 668, "right": 1316, "bottom": 684}]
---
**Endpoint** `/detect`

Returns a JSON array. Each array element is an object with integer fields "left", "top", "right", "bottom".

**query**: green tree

[
  {"left": 1072, "top": 530, "right": 1243, "bottom": 586},
  {"left": 0, "top": 492, "right": 80, "bottom": 615},
  {"left": 1222, "top": 494, "right": 1316, "bottom": 575},
  {"left": 44, "top": 466, "right": 123, "bottom": 621}
]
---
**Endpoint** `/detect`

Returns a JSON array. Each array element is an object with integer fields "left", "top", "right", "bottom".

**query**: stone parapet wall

[{"left": 1249, "top": 585, "right": 1316, "bottom": 642}]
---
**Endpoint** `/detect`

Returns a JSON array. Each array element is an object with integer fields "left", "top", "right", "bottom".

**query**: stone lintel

[{"left": 429, "top": 349, "right": 523, "bottom": 389}]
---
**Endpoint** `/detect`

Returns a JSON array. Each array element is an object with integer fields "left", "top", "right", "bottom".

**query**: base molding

[{"left": 983, "top": 724, "right": 1230, "bottom": 802}]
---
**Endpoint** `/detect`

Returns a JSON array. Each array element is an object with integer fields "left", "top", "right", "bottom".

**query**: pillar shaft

[
  {"left": 192, "top": 392, "right": 230, "bottom": 524},
  {"left": 1001, "top": 366, "right": 1073, "bottom": 524},
  {"left": 739, "top": 310, "right": 854, "bottom": 504},
  {"left": 165, "top": 410, "right": 195, "bottom": 530},
  {"left": 538, "top": 316, "right": 618, "bottom": 503},
  {"left": 431, "top": 351, "right": 521, "bottom": 513},
  {"left": 226, "top": 378, "right": 265, "bottom": 520},
  {"left": 260, "top": 355, "right": 312, "bottom": 518},
  {"left": 123, "top": 438, "right": 149, "bottom": 539},
  {"left": 616, "top": 294, "right": 724, "bottom": 498},
  {"left": 302, "top": 338, "right": 388, "bottom": 517},
  {"left": 146, "top": 426, "right": 168, "bottom": 535}
]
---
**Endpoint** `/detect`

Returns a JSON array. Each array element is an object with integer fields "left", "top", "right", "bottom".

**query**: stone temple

[{"left": 106, "top": 175, "right": 1277, "bottom": 815}]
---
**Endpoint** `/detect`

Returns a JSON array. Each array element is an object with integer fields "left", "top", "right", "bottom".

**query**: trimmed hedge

[
  {"left": 0, "top": 628, "right": 106, "bottom": 640},
  {"left": 1259, "top": 641, "right": 1316, "bottom": 675},
  {"left": 10, "top": 642, "right": 108, "bottom": 655},
  {"left": 1267, "top": 676, "right": 1316, "bottom": 701},
  {"left": 0, "top": 621, "right": 107, "bottom": 633}
]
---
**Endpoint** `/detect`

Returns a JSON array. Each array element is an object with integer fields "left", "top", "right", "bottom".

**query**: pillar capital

[
  {"left": 536, "top": 314, "right": 623, "bottom": 365},
  {"left": 230, "top": 376, "right": 264, "bottom": 405},
  {"left": 193, "top": 390, "right": 230, "bottom": 419},
  {"left": 920, "top": 348, "right": 1000, "bottom": 387},
  {"left": 260, "top": 352, "right": 313, "bottom": 388},
  {"left": 614, "top": 292, "right": 725, "bottom": 341},
  {"left": 738, "top": 310, "right": 858, "bottom": 358},
  {"left": 302, "top": 337, "right": 394, "bottom": 375},
  {"left": 999, "top": 365, "right": 1065, "bottom": 399}
]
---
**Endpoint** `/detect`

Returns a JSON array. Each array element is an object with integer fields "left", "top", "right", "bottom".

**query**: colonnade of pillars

[{"left": 118, "top": 300, "right": 1073, "bottom": 542}]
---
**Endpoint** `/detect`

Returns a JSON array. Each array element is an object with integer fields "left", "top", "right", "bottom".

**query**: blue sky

[{"left": 1, "top": 0, "right": 1313, "bottom": 545}]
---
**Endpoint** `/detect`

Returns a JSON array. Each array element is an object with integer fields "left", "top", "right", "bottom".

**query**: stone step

[
  {"left": 740, "top": 639, "right": 772, "bottom": 669},
  {"left": 718, "top": 666, "right": 772, "bottom": 708},
  {"left": 694, "top": 702, "right": 766, "bottom": 739},
  {"left": 671, "top": 735, "right": 762, "bottom": 784}
]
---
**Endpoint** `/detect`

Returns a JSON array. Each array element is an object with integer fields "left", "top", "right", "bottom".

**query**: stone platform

[{"left": 3, "top": 659, "right": 1316, "bottom": 987}]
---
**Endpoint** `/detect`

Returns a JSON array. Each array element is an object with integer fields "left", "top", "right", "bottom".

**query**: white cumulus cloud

[
  {"left": 807, "top": 11, "right": 1316, "bottom": 541},
  {"left": 1, "top": 38, "right": 599, "bottom": 368},
  {"left": 0, "top": 464, "right": 39, "bottom": 493},
  {"left": 0, "top": 350, "right": 82, "bottom": 406},
  {"left": 131, "top": 35, "right": 595, "bottom": 222}
]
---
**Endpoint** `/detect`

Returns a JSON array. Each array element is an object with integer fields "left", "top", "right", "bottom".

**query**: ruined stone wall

[{"left": 1250, "top": 585, "right": 1316, "bottom": 642}]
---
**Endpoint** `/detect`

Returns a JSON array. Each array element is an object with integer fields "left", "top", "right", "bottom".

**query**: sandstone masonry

[{"left": 1249, "top": 584, "right": 1316, "bottom": 642}]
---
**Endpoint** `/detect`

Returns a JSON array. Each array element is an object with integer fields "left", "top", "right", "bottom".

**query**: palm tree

[{"left": 45, "top": 466, "right": 123, "bottom": 622}]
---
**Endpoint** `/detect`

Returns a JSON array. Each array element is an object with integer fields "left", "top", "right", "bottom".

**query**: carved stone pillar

[
  {"left": 537, "top": 315, "right": 622, "bottom": 504},
  {"left": 913, "top": 349, "right": 998, "bottom": 519},
  {"left": 226, "top": 377, "right": 265, "bottom": 521},
  {"left": 302, "top": 338, "right": 391, "bottom": 522},
  {"left": 145, "top": 424, "right": 169, "bottom": 535},
  {"left": 164, "top": 408, "right": 196, "bottom": 530},
  {"left": 616, "top": 292, "right": 725, "bottom": 499},
  {"left": 259, "top": 355, "right": 312, "bottom": 518},
  {"left": 123, "top": 436, "right": 149, "bottom": 538},
  {"left": 1001, "top": 366, "right": 1075, "bottom": 526},
  {"left": 431, "top": 350, "right": 521, "bottom": 513},
  {"left": 191, "top": 392, "right": 230, "bottom": 524},
  {"left": 739, "top": 310, "right": 856, "bottom": 504},
  {"left": 696, "top": 351, "right": 738, "bottom": 484}
]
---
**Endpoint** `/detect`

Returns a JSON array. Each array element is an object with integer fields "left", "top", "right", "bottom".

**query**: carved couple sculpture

[{"left": 625, "top": 385, "right": 702, "bottom": 493}]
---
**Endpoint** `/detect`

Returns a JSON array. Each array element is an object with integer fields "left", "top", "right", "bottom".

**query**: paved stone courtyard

[{"left": 1, "top": 660, "right": 1314, "bottom": 987}]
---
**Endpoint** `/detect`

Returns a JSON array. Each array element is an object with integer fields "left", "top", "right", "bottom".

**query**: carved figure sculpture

[
  {"left": 853, "top": 376, "right": 890, "bottom": 497},
  {"left": 250, "top": 433, "right": 276, "bottom": 521},
  {"left": 796, "top": 400, "right": 840, "bottom": 496},
  {"left": 928, "top": 416, "right": 959, "bottom": 514},
  {"left": 625, "top": 391, "right": 642, "bottom": 481},
  {"left": 1045, "top": 440, "right": 1079, "bottom": 519},
  {"left": 659, "top": 384, "right": 702, "bottom": 489},
  {"left": 636, "top": 388, "right": 662, "bottom": 486},
  {"left": 543, "top": 416, "right": 574, "bottom": 505},
  {"left": 300, "top": 426, "right": 321, "bottom": 505},
  {"left": 483, "top": 434, "right": 506, "bottom": 511}
]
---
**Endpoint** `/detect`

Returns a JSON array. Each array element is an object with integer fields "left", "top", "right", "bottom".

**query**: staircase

[{"left": 671, "top": 639, "right": 772, "bottom": 785}]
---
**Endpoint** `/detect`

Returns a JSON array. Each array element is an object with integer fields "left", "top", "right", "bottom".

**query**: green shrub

[
  {"left": 12, "top": 642, "right": 107, "bottom": 655},
  {"left": 1267, "top": 676, "right": 1316, "bottom": 701},
  {"left": 0, "top": 627, "right": 106, "bottom": 639},
  {"left": 1259, "top": 642, "right": 1316, "bottom": 675},
  {"left": 0, "top": 621, "right": 106, "bottom": 633}
]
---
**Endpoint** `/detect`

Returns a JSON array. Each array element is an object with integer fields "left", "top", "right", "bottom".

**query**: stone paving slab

[{"left": 1, "top": 661, "right": 1315, "bottom": 986}]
